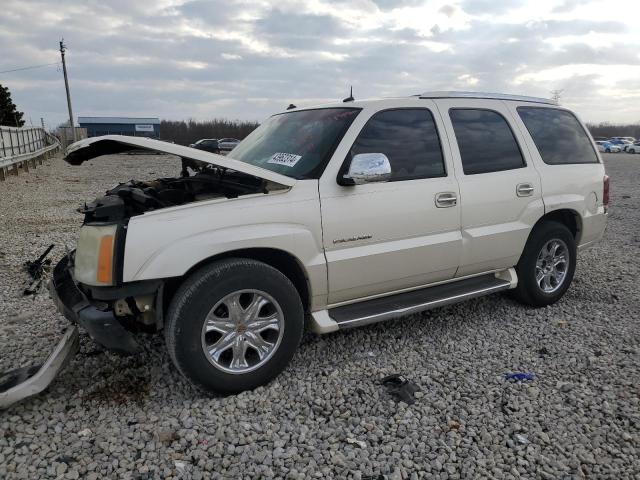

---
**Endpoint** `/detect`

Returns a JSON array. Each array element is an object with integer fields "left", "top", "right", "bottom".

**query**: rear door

[
  {"left": 319, "top": 101, "right": 462, "bottom": 304},
  {"left": 436, "top": 99, "right": 544, "bottom": 276},
  {"left": 506, "top": 103, "right": 607, "bottom": 247}
]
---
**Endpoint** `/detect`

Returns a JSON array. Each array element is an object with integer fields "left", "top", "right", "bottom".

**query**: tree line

[
  {"left": 586, "top": 122, "right": 640, "bottom": 139},
  {"left": 159, "top": 119, "right": 259, "bottom": 145},
  {"left": 158, "top": 119, "right": 640, "bottom": 145}
]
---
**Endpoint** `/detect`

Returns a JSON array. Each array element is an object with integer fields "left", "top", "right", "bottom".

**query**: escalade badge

[{"left": 333, "top": 234, "right": 373, "bottom": 244}]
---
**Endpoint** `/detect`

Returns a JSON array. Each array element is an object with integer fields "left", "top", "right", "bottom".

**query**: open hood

[{"left": 64, "top": 135, "right": 296, "bottom": 188}]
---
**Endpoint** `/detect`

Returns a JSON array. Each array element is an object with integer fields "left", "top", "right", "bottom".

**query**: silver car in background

[{"left": 218, "top": 138, "right": 240, "bottom": 152}]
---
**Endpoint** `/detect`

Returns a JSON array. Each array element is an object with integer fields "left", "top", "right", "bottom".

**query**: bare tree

[
  {"left": 586, "top": 122, "right": 640, "bottom": 139},
  {"left": 160, "top": 119, "right": 259, "bottom": 145}
]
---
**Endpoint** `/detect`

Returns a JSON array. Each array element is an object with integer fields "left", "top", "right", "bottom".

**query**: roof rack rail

[{"left": 416, "top": 91, "right": 556, "bottom": 105}]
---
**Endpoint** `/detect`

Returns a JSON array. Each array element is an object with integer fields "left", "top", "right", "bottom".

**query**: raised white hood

[{"left": 64, "top": 135, "right": 296, "bottom": 188}]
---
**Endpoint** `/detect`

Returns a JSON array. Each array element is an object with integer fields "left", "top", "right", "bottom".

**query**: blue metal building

[{"left": 77, "top": 117, "right": 160, "bottom": 138}]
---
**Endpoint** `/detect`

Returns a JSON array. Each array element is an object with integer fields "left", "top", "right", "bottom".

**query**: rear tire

[
  {"left": 512, "top": 221, "right": 576, "bottom": 307},
  {"left": 165, "top": 258, "right": 304, "bottom": 394}
]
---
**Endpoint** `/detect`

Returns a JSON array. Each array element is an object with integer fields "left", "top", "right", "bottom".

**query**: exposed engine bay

[{"left": 81, "top": 159, "right": 270, "bottom": 223}]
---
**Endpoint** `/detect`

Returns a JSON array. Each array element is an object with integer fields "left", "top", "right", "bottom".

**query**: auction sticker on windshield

[{"left": 267, "top": 152, "right": 302, "bottom": 167}]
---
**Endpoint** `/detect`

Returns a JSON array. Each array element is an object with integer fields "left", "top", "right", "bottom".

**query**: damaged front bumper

[{"left": 49, "top": 254, "right": 140, "bottom": 354}]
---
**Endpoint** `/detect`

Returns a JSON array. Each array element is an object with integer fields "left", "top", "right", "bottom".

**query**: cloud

[
  {"left": 253, "top": 9, "right": 348, "bottom": 50},
  {"left": 551, "top": 0, "right": 584, "bottom": 13},
  {"left": 0, "top": 0, "right": 638, "bottom": 127},
  {"left": 459, "top": 0, "right": 527, "bottom": 15}
]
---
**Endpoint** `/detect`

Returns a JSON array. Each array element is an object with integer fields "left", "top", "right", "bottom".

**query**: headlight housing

[{"left": 74, "top": 224, "right": 118, "bottom": 286}]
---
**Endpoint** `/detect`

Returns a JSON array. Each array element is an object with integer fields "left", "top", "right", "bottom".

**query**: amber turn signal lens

[{"left": 96, "top": 235, "right": 114, "bottom": 284}]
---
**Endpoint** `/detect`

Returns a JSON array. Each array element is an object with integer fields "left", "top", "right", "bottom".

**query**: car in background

[
  {"left": 218, "top": 138, "right": 240, "bottom": 152},
  {"left": 596, "top": 141, "right": 621, "bottom": 153},
  {"left": 608, "top": 139, "right": 633, "bottom": 151},
  {"left": 189, "top": 139, "right": 220, "bottom": 154},
  {"left": 627, "top": 141, "right": 640, "bottom": 154}
]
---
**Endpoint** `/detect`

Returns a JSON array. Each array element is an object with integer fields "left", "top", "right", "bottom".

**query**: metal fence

[
  {"left": 57, "top": 126, "right": 87, "bottom": 151},
  {"left": 0, "top": 125, "right": 61, "bottom": 180}
]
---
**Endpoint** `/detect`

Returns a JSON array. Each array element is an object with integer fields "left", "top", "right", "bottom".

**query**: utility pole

[{"left": 59, "top": 39, "right": 76, "bottom": 141}]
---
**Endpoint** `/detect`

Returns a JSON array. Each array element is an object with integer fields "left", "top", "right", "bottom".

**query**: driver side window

[{"left": 349, "top": 108, "right": 446, "bottom": 181}]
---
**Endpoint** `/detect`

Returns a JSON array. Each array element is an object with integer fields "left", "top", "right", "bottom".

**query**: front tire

[
  {"left": 512, "top": 221, "right": 577, "bottom": 307},
  {"left": 165, "top": 258, "right": 304, "bottom": 394}
]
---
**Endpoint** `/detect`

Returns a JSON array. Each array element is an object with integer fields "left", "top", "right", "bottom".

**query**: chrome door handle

[
  {"left": 516, "top": 183, "right": 534, "bottom": 197},
  {"left": 435, "top": 192, "right": 457, "bottom": 208}
]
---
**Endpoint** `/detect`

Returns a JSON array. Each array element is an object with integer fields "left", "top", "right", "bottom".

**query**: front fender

[
  {"left": 129, "top": 223, "right": 325, "bottom": 286},
  {"left": 121, "top": 181, "right": 327, "bottom": 300}
]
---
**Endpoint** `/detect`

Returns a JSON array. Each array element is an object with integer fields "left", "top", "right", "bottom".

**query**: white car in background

[
  {"left": 608, "top": 138, "right": 633, "bottom": 151},
  {"left": 627, "top": 142, "right": 640, "bottom": 154},
  {"left": 595, "top": 141, "right": 621, "bottom": 153}
]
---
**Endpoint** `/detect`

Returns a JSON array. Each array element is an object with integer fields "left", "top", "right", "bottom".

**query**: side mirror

[{"left": 341, "top": 153, "right": 391, "bottom": 185}]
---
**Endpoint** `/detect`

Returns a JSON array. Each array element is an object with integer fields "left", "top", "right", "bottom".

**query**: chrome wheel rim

[
  {"left": 201, "top": 290, "right": 284, "bottom": 374},
  {"left": 535, "top": 239, "right": 569, "bottom": 294}
]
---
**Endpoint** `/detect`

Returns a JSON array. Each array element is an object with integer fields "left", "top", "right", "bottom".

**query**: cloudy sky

[{"left": 1, "top": 0, "right": 639, "bottom": 128}]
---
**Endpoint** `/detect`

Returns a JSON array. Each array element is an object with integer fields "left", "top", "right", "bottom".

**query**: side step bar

[{"left": 327, "top": 270, "right": 516, "bottom": 330}]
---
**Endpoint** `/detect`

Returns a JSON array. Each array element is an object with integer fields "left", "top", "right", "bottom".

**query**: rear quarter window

[{"left": 517, "top": 107, "right": 599, "bottom": 165}]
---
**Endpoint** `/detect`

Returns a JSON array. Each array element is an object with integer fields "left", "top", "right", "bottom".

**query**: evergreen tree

[{"left": 0, "top": 84, "right": 25, "bottom": 127}]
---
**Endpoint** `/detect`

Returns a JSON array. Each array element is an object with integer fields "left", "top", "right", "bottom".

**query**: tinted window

[
  {"left": 349, "top": 109, "right": 445, "bottom": 181},
  {"left": 231, "top": 108, "right": 360, "bottom": 179},
  {"left": 449, "top": 109, "right": 525, "bottom": 175},
  {"left": 517, "top": 107, "right": 599, "bottom": 164}
]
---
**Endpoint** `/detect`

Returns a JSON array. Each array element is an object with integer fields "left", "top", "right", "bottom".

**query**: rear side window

[
  {"left": 350, "top": 109, "right": 446, "bottom": 181},
  {"left": 449, "top": 109, "right": 525, "bottom": 175},
  {"left": 517, "top": 107, "right": 599, "bottom": 165}
]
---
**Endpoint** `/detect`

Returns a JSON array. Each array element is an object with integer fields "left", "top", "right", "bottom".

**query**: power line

[{"left": 0, "top": 62, "right": 61, "bottom": 74}]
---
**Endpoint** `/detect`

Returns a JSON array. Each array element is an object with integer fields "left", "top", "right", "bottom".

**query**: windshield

[{"left": 229, "top": 108, "right": 360, "bottom": 179}]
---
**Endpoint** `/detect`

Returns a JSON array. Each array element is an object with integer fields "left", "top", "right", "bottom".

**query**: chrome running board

[{"left": 329, "top": 272, "right": 514, "bottom": 330}]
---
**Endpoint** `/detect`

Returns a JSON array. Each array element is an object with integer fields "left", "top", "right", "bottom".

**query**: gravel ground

[{"left": 0, "top": 153, "right": 638, "bottom": 479}]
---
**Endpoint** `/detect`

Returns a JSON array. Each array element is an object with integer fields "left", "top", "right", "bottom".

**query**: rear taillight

[{"left": 603, "top": 174, "right": 610, "bottom": 212}]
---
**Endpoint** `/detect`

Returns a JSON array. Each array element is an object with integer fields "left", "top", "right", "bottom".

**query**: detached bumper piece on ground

[
  {"left": 0, "top": 327, "right": 79, "bottom": 409},
  {"left": 1, "top": 253, "right": 141, "bottom": 410},
  {"left": 23, "top": 244, "right": 54, "bottom": 296}
]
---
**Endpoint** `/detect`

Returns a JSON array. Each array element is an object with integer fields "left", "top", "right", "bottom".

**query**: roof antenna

[
  {"left": 286, "top": 103, "right": 296, "bottom": 110},
  {"left": 342, "top": 86, "right": 354, "bottom": 103}
]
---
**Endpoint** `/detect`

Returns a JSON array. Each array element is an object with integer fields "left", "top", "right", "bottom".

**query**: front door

[{"left": 319, "top": 102, "right": 462, "bottom": 305}]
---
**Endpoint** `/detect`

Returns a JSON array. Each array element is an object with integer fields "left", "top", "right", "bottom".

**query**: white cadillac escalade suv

[{"left": 52, "top": 92, "right": 608, "bottom": 394}]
